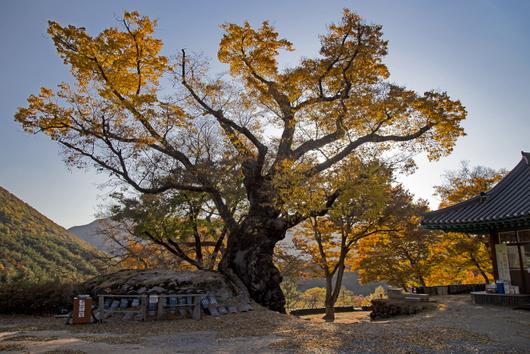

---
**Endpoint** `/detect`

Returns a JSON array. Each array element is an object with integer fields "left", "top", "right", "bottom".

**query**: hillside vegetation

[{"left": 0, "top": 186, "right": 102, "bottom": 282}]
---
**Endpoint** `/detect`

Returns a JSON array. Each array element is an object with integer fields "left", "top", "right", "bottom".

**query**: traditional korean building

[{"left": 421, "top": 152, "right": 530, "bottom": 302}]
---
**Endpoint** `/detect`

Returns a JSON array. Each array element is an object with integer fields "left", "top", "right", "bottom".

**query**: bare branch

[
  {"left": 181, "top": 49, "right": 268, "bottom": 167},
  {"left": 143, "top": 231, "right": 204, "bottom": 269},
  {"left": 58, "top": 140, "right": 207, "bottom": 194}
]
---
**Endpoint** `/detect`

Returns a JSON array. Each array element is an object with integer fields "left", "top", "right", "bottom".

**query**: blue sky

[{"left": 1, "top": 0, "right": 529, "bottom": 228}]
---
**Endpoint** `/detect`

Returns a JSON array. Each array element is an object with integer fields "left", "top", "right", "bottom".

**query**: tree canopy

[
  {"left": 434, "top": 162, "right": 506, "bottom": 208},
  {"left": 431, "top": 162, "right": 506, "bottom": 283},
  {"left": 16, "top": 10, "right": 466, "bottom": 217}
]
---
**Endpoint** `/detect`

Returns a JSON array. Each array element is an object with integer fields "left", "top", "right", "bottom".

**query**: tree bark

[
  {"left": 322, "top": 257, "right": 347, "bottom": 322},
  {"left": 470, "top": 254, "right": 490, "bottom": 284},
  {"left": 417, "top": 272, "right": 427, "bottom": 287},
  {"left": 478, "top": 268, "right": 490, "bottom": 284},
  {"left": 219, "top": 214, "right": 288, "bottom": 313},
  {"left": 323, "top": 276, "right": 335, "bottom": 322}
]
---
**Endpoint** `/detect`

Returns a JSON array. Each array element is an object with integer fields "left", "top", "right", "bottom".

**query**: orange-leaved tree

[
  {"left": 432, "top": 162, "right": 506, "bottom": 283},
  {"left": 106, "top": 191, "right": 229, "bottom": 271},
  {"left": 353, "top": 193, "right": 443, "bottom": 289},
  {"left": 292, "top": 158, "right": 397, "bottom": 321},
  {"left": 15, "top": 10, "right": 466, "bottom": 312},
  {"left": 354, "top": 164, "right": 505, "bottom": 289}
]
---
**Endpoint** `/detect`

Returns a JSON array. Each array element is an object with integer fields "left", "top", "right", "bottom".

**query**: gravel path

[{"left": 0, "top": 295, "right": 529, "bottom": 353}]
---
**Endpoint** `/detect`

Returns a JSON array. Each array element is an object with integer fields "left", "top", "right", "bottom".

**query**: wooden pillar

[
  {"left": 516, "top": 241, "right": 528, "bottom": 293},
  {"left": 98, "top": 295, "right": 104, "bottom": 323},
  {"left": 157, "top": 296, "right": 164, "bottom": 320},
  {"left": 141, "top": 295, "right": 147, "bottom": 321},
  {"left": 489, "top": 229, "right": 499, "bottom": 282},
  {"left": 192, "top": 296, "right": 202, "bottom": 320}
]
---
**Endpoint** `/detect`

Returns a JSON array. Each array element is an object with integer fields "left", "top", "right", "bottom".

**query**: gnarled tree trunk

[{"left": 219, "top": 213, "right": 288, "bottom": 313}]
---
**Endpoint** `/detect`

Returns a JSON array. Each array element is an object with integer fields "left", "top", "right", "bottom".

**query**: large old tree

[{"left": 16, "top": 10, "right": 466, "bottom": 312}]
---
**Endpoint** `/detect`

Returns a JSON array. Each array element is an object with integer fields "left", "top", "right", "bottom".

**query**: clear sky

[{"left": 1, "top": 0, "right": 529, "bottom": 228}]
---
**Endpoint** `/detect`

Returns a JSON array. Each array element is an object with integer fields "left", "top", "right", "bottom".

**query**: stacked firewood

[{"left": 370, "top": 299, "right": 425, "bottom": 320}]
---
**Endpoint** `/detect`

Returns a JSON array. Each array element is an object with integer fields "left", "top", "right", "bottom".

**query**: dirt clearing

[{"left": 1, "top": 295, "right": 529, "bottom": 353}]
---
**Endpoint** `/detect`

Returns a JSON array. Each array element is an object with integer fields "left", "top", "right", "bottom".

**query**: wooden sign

[{"left": 72, "top": 297, "right": 93, "bottom": 324}]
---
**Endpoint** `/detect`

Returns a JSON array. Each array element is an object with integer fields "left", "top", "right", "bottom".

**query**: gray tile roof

[{"left": 421, "top": 152, "right": 530, "bottom": 233}]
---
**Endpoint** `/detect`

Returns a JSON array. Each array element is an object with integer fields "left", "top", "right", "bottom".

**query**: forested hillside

[{"left": 0, "top": 186, "right": 103, "bottom": 282}]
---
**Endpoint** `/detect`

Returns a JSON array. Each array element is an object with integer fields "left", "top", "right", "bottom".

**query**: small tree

[
  {"left": 280, "top": 279, "right": 302, "bottom": 310},
  {"left": 335, "top": 287, "right": 356, "bottom": 307},
  {"left": 431, "top": 162, "right": 505, "bottom": 283},
  {"left": 361, "top": 285, "right": 386, "bottom": 306},
  {"left": 432, "top": 232, "right": 492, "bottom": 284},
  {"left": 107, "top": 191, "right": 228, "bottom": 270},
  {"left": 353, "top": 194, "right": 442, "bottom": 289},
  {"left": 292, "top": 158, "right": 397, "bottom": 321}
]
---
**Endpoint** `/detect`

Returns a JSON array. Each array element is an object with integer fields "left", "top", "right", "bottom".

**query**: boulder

[{"left": 82, "top": 269, "right": 247, "bottom": 306}]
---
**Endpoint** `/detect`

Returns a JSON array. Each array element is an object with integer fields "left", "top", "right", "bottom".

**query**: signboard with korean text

[{"left": 495, "top": 243, "right": 511, "bottom": 282}]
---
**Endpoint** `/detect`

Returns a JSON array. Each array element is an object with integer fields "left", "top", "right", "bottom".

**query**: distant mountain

[
  {"left": 68, "top": 218, "right": 129, "bottom": 254},
  {"left": 68, "top": 219, "right": 113, "bottom": 252},
  {"left": 0, "top": 186, "right": 103, "bottom": 282},
  {"left": 279, "top": 229, "right": 386, "bottom": 296},
  {"left": 297, "top": 272, "right": 387, "bottom": 296}
]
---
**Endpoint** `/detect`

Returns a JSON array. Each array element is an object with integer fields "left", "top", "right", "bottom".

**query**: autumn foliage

[
  {"left": 15, "top": 9, "right": 467, "bottom": 311},
  {"left": 353, "top": 163, "right": 503, "bottom": 289}
]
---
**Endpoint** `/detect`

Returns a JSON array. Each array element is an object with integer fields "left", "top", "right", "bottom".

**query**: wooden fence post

[
  {"left": 192, "top": 296, "right": 202, "bottom": 320},
  {"left": 98, "top": 295, "right": 104, "bottom": 323},
  {"left": 141, "top": 295, "right": 147, "bottom": 321}
]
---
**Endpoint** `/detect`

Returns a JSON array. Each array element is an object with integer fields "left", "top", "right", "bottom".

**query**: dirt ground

[
  {"left": 0, "top": 295, "right": 529, "bottom": 353},
  {"left": 299, "top": 310, "right": 371, "bottom": 324}
]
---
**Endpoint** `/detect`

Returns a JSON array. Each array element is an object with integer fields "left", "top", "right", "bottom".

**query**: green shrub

[{"left": 0, "top": 280, "right": 83, "bottom": 314}]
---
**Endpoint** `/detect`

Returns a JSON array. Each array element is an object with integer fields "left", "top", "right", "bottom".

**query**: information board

[{"left": 495, "top": 243, "right": 511, "bottom": 282}]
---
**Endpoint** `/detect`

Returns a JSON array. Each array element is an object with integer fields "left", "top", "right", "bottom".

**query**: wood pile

[{"left": 370, "top": 299, "right": 434, "bottom": 320}]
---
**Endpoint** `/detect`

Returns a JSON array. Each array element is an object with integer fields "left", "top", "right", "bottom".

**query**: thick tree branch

[
  {"left": 285, "top": 188, "right": 342, "bottom": 227},
  {"left": 234, "top": 48, "right": 296, "bottom": 168},
  {"left": 292, "top": 119, "right": 345, "bottom": 160},
  {"left": 143, "top": 231, "right": 204, "bottom": 269},
  {"left": 293, "top": 25, "right": 363, "bottom": 111},
  {"left": 306, "top": 124, "right": 432, "bottom": 177},
  {"left": 58, "top": 140, "right": 207, "bottom": 194},
  {"left": 122, "top": 18, "right": 143, "bottom": 95}
]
